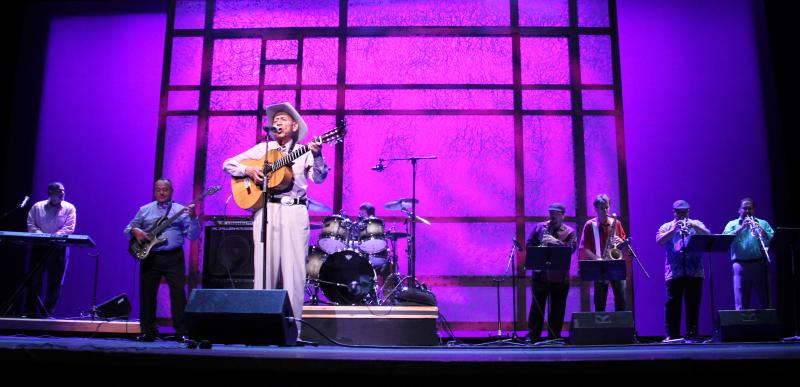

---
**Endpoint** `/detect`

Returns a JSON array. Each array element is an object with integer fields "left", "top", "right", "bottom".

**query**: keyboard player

[{"left": 24, "top": 182, "right": 76, "bottom": 317}]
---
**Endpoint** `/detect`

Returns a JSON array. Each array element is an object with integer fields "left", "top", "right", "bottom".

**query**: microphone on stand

[
  {"left": 371, "top": 159, "right": 385, "bottom": 172},
  {"left": 19, "top": 196, "right": 30, "bottom": 208}
]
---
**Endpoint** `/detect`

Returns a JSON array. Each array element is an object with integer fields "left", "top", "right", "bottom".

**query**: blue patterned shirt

[{"left": 658, "top": 219, "right": 707, "bottom": 280}]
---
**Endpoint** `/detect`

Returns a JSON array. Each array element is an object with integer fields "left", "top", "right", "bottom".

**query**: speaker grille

[{"left": 202, "top": 226, "right": 254, "bottom": 288}]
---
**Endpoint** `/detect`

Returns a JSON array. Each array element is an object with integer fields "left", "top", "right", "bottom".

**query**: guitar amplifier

[{"left": 202, "top": 224, "right": 254, "bottom": 289}]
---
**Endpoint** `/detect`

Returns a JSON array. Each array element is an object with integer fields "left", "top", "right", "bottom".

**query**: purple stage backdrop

[{"left": 31, "top": 0, "right": 773, "bottom": 337}]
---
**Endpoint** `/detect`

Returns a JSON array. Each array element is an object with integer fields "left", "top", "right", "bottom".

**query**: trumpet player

[
  {"left": 656, "top": 200, "right": 710, "bottom": 341},
  {"left": 723, "top": 197, "right": 774, "bottom": 310},
  {"left": 580, "top": 194, "right": 628, "bottom": 312},
  {"left": 525, "top": 203, "right": 577, "bottom": 341}
]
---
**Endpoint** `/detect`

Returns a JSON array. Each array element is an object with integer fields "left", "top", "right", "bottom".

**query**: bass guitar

[{"left": 128, "top": 185, "right": 221, "bottom": 260}]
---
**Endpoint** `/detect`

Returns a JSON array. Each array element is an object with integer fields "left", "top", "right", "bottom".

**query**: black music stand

[
  {"left": 684, "top": 234, "right": 734, "bottom": 337},
  {"left": 525, "top": 246, "right": 572, "bottom": 341},
  {"left": 526, "top": 246, "right": 572, "bottom": 272},
  {"left": 579, "top": 260, "right": 627, "bottom": 282},
  {"left": 773, "top": 227, "right": 800, "bottom": 341}
]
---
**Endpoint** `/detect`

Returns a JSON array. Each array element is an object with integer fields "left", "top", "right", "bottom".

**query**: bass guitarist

[
  {"left": 223, "top": 102, "right": 329, "bottom": 334},
  {"left": 125, "top": 178, "right": 199, "bottom": 342}
]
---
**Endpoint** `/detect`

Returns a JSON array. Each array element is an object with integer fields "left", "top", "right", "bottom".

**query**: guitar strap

[{"left": 155, "top": 202, "right": 173, "bottom": 230}]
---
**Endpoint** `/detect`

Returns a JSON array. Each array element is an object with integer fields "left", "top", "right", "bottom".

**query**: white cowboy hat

[{"left": 265, "top": 102, "right": 308, "bottom": 142}]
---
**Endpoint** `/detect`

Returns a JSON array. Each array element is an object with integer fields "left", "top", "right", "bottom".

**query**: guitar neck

[
  {"left": 269, "top": 143, "right": 311, "bottom": 172},
  {"left": 149, "top": 195, "right": 203, "bottom": 236}
]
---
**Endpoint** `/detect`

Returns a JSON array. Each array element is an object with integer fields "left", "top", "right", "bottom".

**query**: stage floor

[{"left": 1, "top": 334, "right": 798, "bottom": 381}]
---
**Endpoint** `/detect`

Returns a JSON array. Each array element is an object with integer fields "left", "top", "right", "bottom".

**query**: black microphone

[
  {"left": 19, "top": 196, "right": 29, "bottom": 208},
  {"left": 513, "top": 239, "right": 522, "bottom": 251},
  {"left": 371, "top": 159, "right": 385, "bottom": 172},
  {"left": 263, "top": 125, "right": 278, "bottom": 133}
]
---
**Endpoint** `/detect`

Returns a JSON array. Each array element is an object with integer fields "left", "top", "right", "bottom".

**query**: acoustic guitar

[{"left": 231, "top": 124, "right": 346, "bottom": 210}]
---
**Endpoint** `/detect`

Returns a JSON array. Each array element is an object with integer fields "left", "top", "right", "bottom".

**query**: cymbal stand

[
  {"left": 381, "top": 156, "right": 437, "bottom": 290},
  {"left": 379, "top": 228, "right": 407, "bottom": 304}
]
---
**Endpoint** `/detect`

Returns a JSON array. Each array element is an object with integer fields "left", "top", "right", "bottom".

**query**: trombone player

[
  {"left": 723, "top": 197, "right": 774, "bottom": 310},
  {"left": 580, "top": 194, "right": 628, "bottom": 311},
  {"left": 656, "top": 200, "right": 711, "bottom": 341}
]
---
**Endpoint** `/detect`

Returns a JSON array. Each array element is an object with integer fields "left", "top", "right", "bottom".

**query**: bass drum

[{"left": 318, "top": 249, "right": 375, "bottom": 305}]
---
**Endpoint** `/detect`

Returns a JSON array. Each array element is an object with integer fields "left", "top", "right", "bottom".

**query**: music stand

[
  {"left": 579, "top": 260, "right": 627, "bottom": 282},
  {"left": 773, "top": 227, "right": 800, "bottom": 341},
  {"left": 526, "top": 246, "right": 572, "bottom": 341},
  {"left": 526, "top": 246, "right": 572, "bottom": 270},
  {"left": 684, "top": 234, "right": 734, "bottom": 338}
]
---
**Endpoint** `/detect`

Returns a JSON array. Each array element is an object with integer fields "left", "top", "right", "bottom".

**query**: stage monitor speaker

[
  {"left": 95, "top": 293, "right": 131, "bottom": 319},
  {"left": 202, "top": 226, "right": 254, "bottom": 288},
  {"left": 185, "top": 289, "right": 297, "bottom": 346},
  {"left": 717, "top": 309, "right": 781, "bottom": 342},
  {"left": 569, "top": 311, "right": 635, "bottom": 345}
]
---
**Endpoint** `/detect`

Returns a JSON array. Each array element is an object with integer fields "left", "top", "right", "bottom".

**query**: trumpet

[
  {"left": 746, "top": 216, "right": 770, "bottom": 256},
  {"left": 745, "top": 216, "right": 763, "bottom": 238},
  {"left": 676, "top": 218, "right": 691, "bottom": 236}
]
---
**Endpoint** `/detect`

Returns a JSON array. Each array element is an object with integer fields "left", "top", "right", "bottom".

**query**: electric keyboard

[{"left": 0, "top": 231, "right": 96, "bottom": 247}]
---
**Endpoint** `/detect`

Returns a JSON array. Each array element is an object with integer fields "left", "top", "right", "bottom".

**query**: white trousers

[{"left": 252, "top": 202, "right": 309, "bottom": 327}]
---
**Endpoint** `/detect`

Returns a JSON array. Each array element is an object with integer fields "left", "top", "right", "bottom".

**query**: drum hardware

[{"left": 400, "top": 208, "right": 431, "bottom": 226}]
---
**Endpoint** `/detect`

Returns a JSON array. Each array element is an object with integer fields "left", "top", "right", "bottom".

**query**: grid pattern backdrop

[{"left": 156, "top": 0, "right": 629, "bottom": 334}]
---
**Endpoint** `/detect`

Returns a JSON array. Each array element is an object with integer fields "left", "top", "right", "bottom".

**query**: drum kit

[{"left": 304, "top": 198, "right": 421, "bottom": 306}]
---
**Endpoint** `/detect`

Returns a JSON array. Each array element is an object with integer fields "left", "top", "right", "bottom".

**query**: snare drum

[
  {"left": 358, "top": 217, "right": 387, "bottom": 254},
  {"left": 318, "top": 215, "right": 350, "bottom": 254}
]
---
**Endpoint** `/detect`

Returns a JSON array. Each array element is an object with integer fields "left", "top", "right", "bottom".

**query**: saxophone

[{"left": 603, "top": 215, "right": 623, "bottom": 260}]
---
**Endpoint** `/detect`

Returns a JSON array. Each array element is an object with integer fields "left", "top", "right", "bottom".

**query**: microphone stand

[
  {"left": 625, "top": 238, "right": 649, "bottom": 279},
  {"left": 0, "top": 201, "right": 28, "bottom": 222},
  {"left": 380, "top": 156, "right": 437, "bottom": 292},
  {"left": 260, "top": 160, "right": 272, "bottom": 291},
  {"left": 486, "top": 241, "right": 527, "bottom": 345}
]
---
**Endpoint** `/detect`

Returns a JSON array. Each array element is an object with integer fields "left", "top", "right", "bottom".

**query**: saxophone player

[
  {"left": 580, "top": 194, "right": 628, "bottom": 311},
  {"left": 723, "top": 197, "right": 774, "bottom": 310},
  {"left": 656, "top": 200, "right": 710, "bottom": 341},
  {"left": 525, "top": 203, "right": 576, "bottom": 341}
]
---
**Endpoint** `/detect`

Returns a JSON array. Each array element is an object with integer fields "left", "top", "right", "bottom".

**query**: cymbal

[
  {"left": 384, "top": 198, "right": 419, "bottom": 211},
  {"left": 307, "top": 197, "right": 332, "bottom": 213},
  {"left": 385, "top": 231, "right": 409, "bottom": 240},
  {"left": 310, "top": 223, "right": 323, "bottom": 230}
]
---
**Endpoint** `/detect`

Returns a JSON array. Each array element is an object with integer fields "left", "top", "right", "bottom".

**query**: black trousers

[
  {"left": 139, "top": 248, "right": 187, "bottom": 336},
  {"left": 665, "top": 277, "right": 703, "bottom": 338},
  {"left": 25, "top": 245, "right": 67, "bottom": 317},
  {"left": 594, "top": 280, "right": 626, "bottom": 311},
  {"left": 528, "top": 279, "right": 569, "bottom": 339}
]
